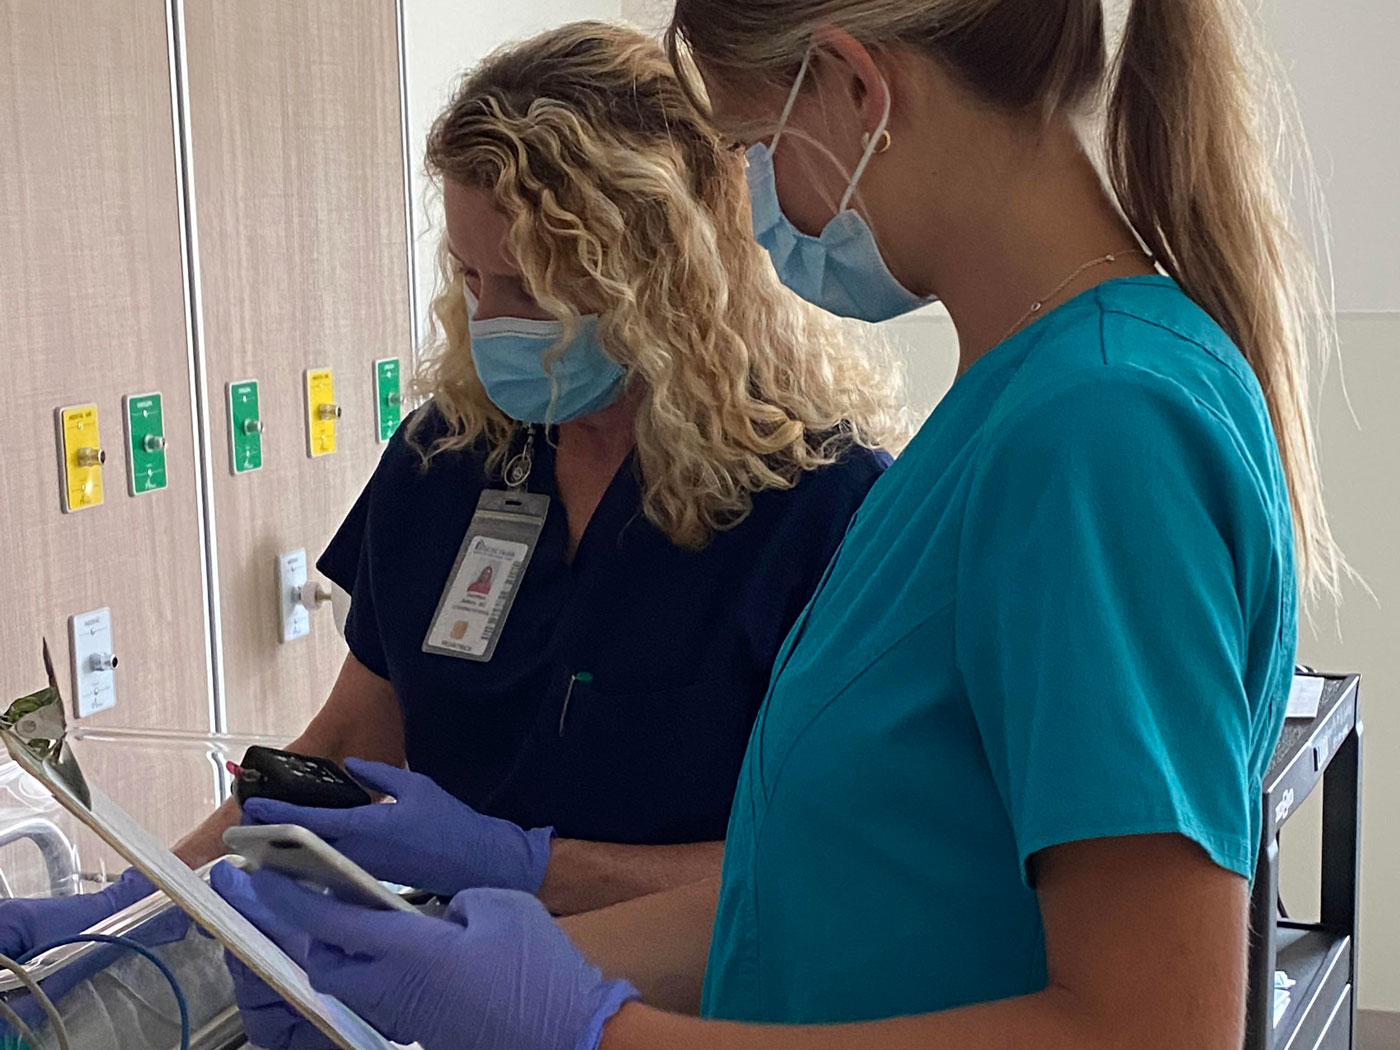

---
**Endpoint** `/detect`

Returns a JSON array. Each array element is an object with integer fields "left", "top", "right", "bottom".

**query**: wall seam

[
  {"left": 165, "top": 0, "right": 228, "bottom": 754},
  {"left": 395, "top": 0, "right": 421, "bottom": 368}
]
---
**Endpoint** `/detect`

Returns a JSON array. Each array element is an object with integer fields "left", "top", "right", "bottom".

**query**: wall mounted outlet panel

[
  {"left": 277, "top": 549, "right": 310, "bottom": 643},
  {"left": 124, "top": 391, "right": 168, "bottom": 495},
  {"left": 374, "top": 358, "right": 402, "bottom": 444},
  {"left": 305, "top": 368, "right": 338, "bottom": 458},
  {"left": 69, "top": 607, "right": 117, "bottom": 718},
  {"left": 56, "top": 403, "right": 105, "bottom": 512},
  {"left": 228, "top": 379, "right": 265, "bottom": 475}
]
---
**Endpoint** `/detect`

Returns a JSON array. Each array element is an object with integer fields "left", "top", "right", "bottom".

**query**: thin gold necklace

[{"left": 1000, "top": 248, "right": 1148, "bottom": 345}]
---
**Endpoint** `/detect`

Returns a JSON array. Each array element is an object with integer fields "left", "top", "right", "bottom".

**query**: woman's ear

[{"left": 811, "top": 24, "right": 890, "bottom": 139}]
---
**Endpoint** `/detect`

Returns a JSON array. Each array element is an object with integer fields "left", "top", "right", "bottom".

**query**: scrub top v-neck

[{"left": 319, "top": 405, "right": 887, "bottom": 846}]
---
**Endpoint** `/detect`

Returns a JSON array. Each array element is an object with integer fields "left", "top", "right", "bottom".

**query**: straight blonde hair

[
  {"left": 415, "top": 21, "right": 909, "bottom": 549},
  {"left": 668, "top": 0, "right": 1343, "bottom": 604}
]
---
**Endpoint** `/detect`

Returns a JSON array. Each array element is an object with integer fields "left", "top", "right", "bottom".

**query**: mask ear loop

[
  {"left": 770, "top": 48, "right": 814, "bottom": 153},
  {"left": 839, "top": 79, "right": 892, "bottom": 212}
]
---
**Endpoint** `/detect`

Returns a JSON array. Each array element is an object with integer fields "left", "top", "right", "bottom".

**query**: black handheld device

[{"left": 230, "top": 746, "right": 373, "bottom": 810}]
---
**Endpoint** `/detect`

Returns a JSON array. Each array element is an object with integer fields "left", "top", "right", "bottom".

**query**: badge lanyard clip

[
  {"left": 422, "top": 426, "right": 549, "bottom": 663},
  {"left": 503, "top": 425, "right": 536, "bottom": 491}
]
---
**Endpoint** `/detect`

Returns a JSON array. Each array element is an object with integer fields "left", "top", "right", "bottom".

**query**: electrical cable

[
  {"left": 17, "top": 934, "right": 189, "bottom": 1050},
  {"left": 0, "top": 952, "right": 69, "bottom": 1050},
  {"left": 0, "top": 995, "right": 43, "bottom": 1050}
]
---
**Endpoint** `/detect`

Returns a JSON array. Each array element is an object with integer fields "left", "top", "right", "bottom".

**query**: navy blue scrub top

[{"left": 318, "top": 405, "right": 887, "bottom": 845}]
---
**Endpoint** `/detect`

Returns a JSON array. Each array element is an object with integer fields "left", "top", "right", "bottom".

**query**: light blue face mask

[
  {"left": 746, "top": 50, "right": 936, "bottom": 323},
  {"left": 467, "top": 294, "right": 627, "bottom": 424}
]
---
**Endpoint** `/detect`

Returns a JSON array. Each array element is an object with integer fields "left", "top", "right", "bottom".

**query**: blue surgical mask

[
  {"left": 746, "top": 50, "right": 935, "bottom": 322},
  {"left": 467, "top": 294, "right": 627, "bottom": 424}
]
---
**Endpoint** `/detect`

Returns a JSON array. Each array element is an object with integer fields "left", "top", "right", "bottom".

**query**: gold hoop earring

[{"left": 861, "top": 129, "right": 893, "bottom": 154}]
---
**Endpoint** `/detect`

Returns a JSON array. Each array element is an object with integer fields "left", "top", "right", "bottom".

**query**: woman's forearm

[
  {"left": 541, "top": 839, "right": 724, "bottom": 915},
  {"left": 171, "top": 795, "right": 242, "bottom": 867},
  {"left": 562, "top": 877, "right": 719, "bottom": 1014},
  {"left": 287, "top": 653, "right": 405, "bottom": 770},
  {"left": 603, "top": 986, "right": 1155, "bottom": 1050}
]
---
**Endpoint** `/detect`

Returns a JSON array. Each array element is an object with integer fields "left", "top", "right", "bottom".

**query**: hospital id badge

[{"left": 422, "top": 490, "right": 549, "bottom": 662}]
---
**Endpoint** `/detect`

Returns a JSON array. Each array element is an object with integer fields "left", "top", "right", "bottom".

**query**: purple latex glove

[
  {"left": 241, "top": 758, "right": 554, "bottom": 897},
  {"left": 213, "top": 878, "right": 331, "bottom": 1049},
  {"left": 223, "top": 950, "right": 334, "bottom": 1050},
  {"left": 0, "top": 868, "right": 192, "bottom": 1038},
  {"left": 0, "top": 867, "right": 158, "bottom": 957},
  {"left": 210, "top": 861, "right": 638, "bottom": 1050}
]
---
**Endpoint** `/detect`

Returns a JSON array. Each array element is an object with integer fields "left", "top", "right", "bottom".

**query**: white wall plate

[
  {"left": 277, "top": 550, "right": 310, "bottom": 643},
  {"left": 69, "top": 607, "right": 117, "bottom": 718}
]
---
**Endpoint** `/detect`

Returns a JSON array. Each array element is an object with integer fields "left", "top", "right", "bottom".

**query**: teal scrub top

[{"left": 702, "top": 276, "right": 1298, "bottom": 1024}]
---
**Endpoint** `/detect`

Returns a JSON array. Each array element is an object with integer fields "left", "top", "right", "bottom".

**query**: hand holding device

[
  {"left": 231, "top": 747, "right": 372, "bottom": 810},
  {"left": 241, "top": 758, "right": 554, "bottom": 897},
  {"left": 211, "top": 861, "right": 638, "bottom": 1050},
  {"left": 221, "top": 824, "right": 416, "bottom": 914},
  {"left": 217, "top": 825, "right": 417, "bottom": 1048},
  {"left": 224, "top": 949, "right": 337, "bottom": 1050}
]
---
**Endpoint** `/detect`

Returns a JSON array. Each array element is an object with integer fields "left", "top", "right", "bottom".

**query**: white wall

[
  {"left": 619, "top": 0, "right": 666, "bottom": 30},
  {"left": 1286, "top": 316, "right": 1400, "bottom": 1015},
  {"left": 1266, "top": 2, "right": 1400, "bottom": 313},
  {"left": 401, "top": 0, "right": 622, "bottom": 339},
  {"left": 1258, "top": 16, "right": 1398, "bottom": 1014}
]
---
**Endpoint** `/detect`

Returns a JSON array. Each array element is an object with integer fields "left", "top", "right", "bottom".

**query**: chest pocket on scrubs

[{"left": 559, "top": 676, "right": 754, "bottom": 842}]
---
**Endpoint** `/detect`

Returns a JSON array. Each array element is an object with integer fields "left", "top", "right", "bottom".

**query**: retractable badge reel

[{"left": 423, "top": 428, "right": 549, "bottom": 662}]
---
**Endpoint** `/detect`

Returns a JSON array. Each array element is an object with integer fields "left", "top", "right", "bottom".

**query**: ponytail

[{"left": 1107, "top": 0, "right": 1343, "bottom": 603}]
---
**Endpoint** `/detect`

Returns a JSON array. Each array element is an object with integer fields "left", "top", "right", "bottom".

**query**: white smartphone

[{"left": 222, "top": 824, "right": 418, "bottom": 914}]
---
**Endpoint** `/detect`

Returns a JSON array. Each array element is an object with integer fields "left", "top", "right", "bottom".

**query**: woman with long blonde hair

[{"left": 213, "top": 1, "right": 1337, "bottom": 1048}]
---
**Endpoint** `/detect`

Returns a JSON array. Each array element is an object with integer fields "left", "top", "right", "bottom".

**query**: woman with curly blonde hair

[
  {"left": 161, "top": 20, "right": 905, "bottom": 1045},
  {"left": 291, "top": 13, "right": 903, "bottom": 896}
]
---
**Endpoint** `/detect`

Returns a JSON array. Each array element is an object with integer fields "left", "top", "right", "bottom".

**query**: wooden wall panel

[
  {"left": 0, "top": 0, "right": 215, "bottom": 866},
  {"left": 183, "top": 0, "right": 412, "bottom": 736},
  {"left": 0, "top": 3, "right": 210, "bottom": 728}
]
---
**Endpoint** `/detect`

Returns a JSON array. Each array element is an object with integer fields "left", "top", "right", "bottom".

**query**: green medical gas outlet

[
  {"left": 228, "top": 379, "right": 265, "bottom": 474},
  {"left": 124, "top": 392, "right": 168, "bottom": 495},
  {"left": 375, "top": 358, "right": 403, "bottom": 443}
]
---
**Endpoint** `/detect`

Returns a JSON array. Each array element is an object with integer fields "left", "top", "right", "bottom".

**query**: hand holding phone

[{"left": 222, "top": 824, "right": 417, "bottom": 913}]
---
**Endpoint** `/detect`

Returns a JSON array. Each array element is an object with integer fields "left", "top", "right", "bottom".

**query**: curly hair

[{"left": 412, "top": 20, "right": 910, "bottom": 548}]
